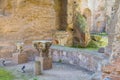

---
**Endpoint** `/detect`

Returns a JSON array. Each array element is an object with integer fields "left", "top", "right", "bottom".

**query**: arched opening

[{"left": 54, "top": 0, "right": 67, "bottom": 30}]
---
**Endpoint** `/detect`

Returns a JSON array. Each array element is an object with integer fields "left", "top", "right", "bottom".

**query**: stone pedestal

[
  {"left": 35, "top": 57, "right": 43, "bottom": 71},
  {"left": 33, "top": 40, "right": 52, "bottom": 70},
  {"left": 43, "top": 57, "right": 52, "bottom": 70},
  {"left": 35, "top": 57, "right": 52, "bottom": 70},
  {"left": 12, "top": 52, "right": 28, "bottom": 64},
  {"left": 34, "top": 61, "right": 42, "bottom": 75}
]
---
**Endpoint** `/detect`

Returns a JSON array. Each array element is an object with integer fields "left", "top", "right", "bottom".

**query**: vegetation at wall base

[{"left": 0, "top": 68, "right": 14, "bottom": 80}]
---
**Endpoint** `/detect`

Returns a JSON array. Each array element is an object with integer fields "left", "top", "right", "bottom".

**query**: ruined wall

[
  {"left": 102, "top": 0, "right": 120, "bottom": 79},
  {"left": 50, "top": 45, "right": 106, "bottom": 72},
  {"left": 54, "top": 0, "right": 68, "bottom": 30},
  {"left": 0, "top": 0, "right": 56, "bottom": 44},
  {"left": 0, "top": 0, "right": 113, "bottom": 43},
  {"left": 68, "top": 0, "right": 113, "bottom": 33}
]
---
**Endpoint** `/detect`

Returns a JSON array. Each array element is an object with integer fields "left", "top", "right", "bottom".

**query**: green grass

[
  {"left": 80, "top": 47, "right": 99, "bottom": 51},
  {"left": 72, "top": 45, "right": 99, "bottom": 51},
  {"left": 0, "top": 68, "right": 14, "bottom": 80},
  {"left": 71, "top": 43, "right": 99, "bottom": 51},
  {"left": 72, "top": 35, "right": 108, "bottom": 50},
  {"left": 91, "top": 32, "right": 108, "bottom": 36}
]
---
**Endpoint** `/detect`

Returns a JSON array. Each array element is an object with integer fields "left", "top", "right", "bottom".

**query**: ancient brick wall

[
  {"left": 103, "top": 0, "right": 120, "bottom": 79},
  {"left": 0, "top": 0, "right": 56, "bottom": 44}
]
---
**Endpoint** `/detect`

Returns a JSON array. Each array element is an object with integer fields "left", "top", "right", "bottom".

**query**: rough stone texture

[
  {"left": 73, "top": 12, "right": 91, "bottom": 47},
  {"left": 33, "top": 40, "right": 52, "bottom": 70},
  {"left": 12, "top": 52, "right": 28, "bottom": 64},
  {"left": 23, "top": 45, "right": 39, "bottom": 61},
  {"left": 54, "top": 0, "right": 67, "bottom": 30},
  {"left": 0, "top": 0, "right": 56, "bottom": 44},
  {"left": 43, "top": 57, "right": 52, "bottom": 70},
  {"left": 66, "top": 0, "right": 109, "bottom": 33},
  {"left": 0, "top": 41, "right": 16, "bottom": 59},
  {"left": 50, "top": 45, "right": 107, "bottom": 72},
  {"left": 0, "top": 0, "right": 112, "bottom": 53},
  {"left": 0, "top": 41, "right": 39, "bottom": 60},
  {"left": 52, "top": 31, "right": 70, "bottom": 46},
  {"left": 102, "top": 57, "right": 120, "bottom": 80},
  {"left": 34, "top": 60, "right": 42, "bottom": 75},
  {"left": 54, "top": 0, "right": 111, "bottom": 46},
  {"left": 35, "top": 57, "right": 52, "bottom": 70},
  {"left": 98, "top": 47, "right": 105, "bottom": 53},
  {"left": 105, "top": 0, "right": 120, "bottom": 59},
  {"left": 102, "top": 0, "right": 120, "bottom": 79}
]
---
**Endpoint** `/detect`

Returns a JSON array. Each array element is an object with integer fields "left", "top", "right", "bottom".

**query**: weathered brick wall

[
  {"left": 0, "top": 0, "right": 56, "bottom": 44},
  {"left": 102, "top": 0, "right": 120, "bottom": 79},
  {"left": 102, "top": 57, "right": 120, "bottom": 80}
]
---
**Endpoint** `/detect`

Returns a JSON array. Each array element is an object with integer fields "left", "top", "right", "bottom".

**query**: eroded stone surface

[
  {"left": 103, "top": 0, "right": 120, "bottom": 79},
  {"left": 0, "top": 0, "right": 56, "bottom": 44},
  {"left": 50, "top": 45, "right": 107, "bottom": 72}
]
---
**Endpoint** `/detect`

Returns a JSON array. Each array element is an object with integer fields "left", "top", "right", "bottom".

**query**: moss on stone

[{"left": 75, "top": 13, "right": 87, "bottom": 33}]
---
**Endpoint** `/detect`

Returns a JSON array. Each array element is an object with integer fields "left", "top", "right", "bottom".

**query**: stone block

[
  {"left": 98, "top": 47, "right": 105, "bottom": 53},
  {"left": 34, "top": 61, "right": 42, "bottom": 75},
  {"left": 43, "top": 57, "right": 52, "bottom": 70},
  {"left": 12, "top": 52, "right": 28, "bottom": 64},
  {"left": 35, "top": 57, "right": 43, "bottom": 71},
  {"left": 35, "top": 57, "right": 52, "bottom": 70}
]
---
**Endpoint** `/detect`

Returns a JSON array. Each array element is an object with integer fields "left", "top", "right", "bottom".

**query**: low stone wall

[{"left": 50, "top": 45, "right": 107, "bottom": 72}]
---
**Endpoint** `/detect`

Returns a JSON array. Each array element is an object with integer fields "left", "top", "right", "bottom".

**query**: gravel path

[{"left": 1, "top": 61, "right": 94, "bottom": 80}]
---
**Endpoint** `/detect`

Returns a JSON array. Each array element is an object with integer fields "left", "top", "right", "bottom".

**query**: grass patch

[
  {"left": 80, "top": 47, "right": 99, "bottom": 51},
  {"left": 72, "top": 46, "right": 99, "bottom": 51},
  {"left": 91, "top": 32, "right": 108, "bottom": 36},
  {"left": 72, "top": 41, "right": 99, "bottom": 50},
  {"left": 72, "top": 36, "right": 108, "bottom": 50},
  {"left": 58, "top": 59, "right": 62, "bottom": 63},
  {"left": 0, "top": 68, "right": 14, "bottom": 80}
]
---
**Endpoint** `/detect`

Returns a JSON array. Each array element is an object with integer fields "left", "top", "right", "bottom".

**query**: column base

[
  {"left": 35, "top": 57, "right": 52, "bottom": 70},
  {"left": 34, "top": 61, "right": 42, "bottom": 75},
  {"left": 12, "top": 52, "right": 28, "bottom": 64},
  {"left": 43, "top": 57, "right": 52, "bottom": 70}
]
